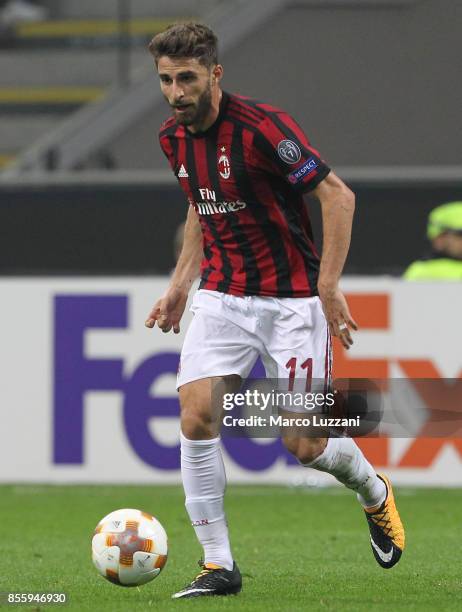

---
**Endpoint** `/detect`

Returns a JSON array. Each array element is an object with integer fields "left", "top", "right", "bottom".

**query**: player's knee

[
  {"left": 179, "top": 392, "right": 218, "bottom": 439},
  {"left": 282, "top": 436, "right": 327, "bottom": 464},
  {"left": 181, "top": 410, "right": 216, "bottom": 439},
  {"left": 281, "top": 436, "right": 300, "bottom": 458}
]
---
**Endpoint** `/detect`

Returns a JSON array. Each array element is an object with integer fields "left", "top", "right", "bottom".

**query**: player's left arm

[
  {"left": 313, "top": 171, "right": 358, "bottom": 349},
  {"left": 252, "top": 112, "right": 357, "bottom": 347}
]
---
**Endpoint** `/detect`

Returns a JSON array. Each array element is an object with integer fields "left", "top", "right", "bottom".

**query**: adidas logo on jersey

[{"left": 178, "top": 164, "right": 189, "bottom": 178}]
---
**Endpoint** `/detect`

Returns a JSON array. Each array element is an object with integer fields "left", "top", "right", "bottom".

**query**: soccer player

[{"left": 145, "top": 23, "right": 405, "bottom": 599}]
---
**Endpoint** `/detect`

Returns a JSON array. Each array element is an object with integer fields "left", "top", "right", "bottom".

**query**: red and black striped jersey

[{"left": 159, "top": 91, "right": 331, "bottom": 297}]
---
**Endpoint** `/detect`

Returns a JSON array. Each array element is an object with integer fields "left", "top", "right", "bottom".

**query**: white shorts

[{"left": 177, "top": 289, "right": 332, "bottom": 395}]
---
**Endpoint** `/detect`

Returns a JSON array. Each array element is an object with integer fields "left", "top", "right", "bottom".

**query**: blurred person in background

[
  {"left": 404, "top": 201, "right": 462, "bottom": 280},
  {"left": 0, "top": 0, "right": 47, "bottom": 26}
]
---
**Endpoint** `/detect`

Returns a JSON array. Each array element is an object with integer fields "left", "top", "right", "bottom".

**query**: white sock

[
  {"left": 303, "top": 437, "right": 387, "bottom": 508},
  {"left": 181, "top": 432, "right": 233, "bottom": 570}
]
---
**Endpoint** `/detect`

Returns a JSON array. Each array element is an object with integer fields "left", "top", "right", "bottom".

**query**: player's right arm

[{"left": 145, "top": 205, "right": 203, "bottom": 333}]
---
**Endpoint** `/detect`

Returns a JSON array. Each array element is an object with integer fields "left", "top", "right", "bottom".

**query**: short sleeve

[
  {"left": 253, "top": 112, "right": 330, "bottom": 193},
  {"left": 159, "top": 133, "right": 173, "bottom": 163},
  {"left": 158, "top": 117, "right": 178, "bottom": 170}
]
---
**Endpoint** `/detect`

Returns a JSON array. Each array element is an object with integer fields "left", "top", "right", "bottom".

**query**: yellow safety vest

[{"left": 403, "top": 258, "right": 462, "bottom": 280}]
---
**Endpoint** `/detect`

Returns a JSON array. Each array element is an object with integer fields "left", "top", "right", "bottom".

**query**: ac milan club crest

[{"left": 218, "top": 146, "right": 231, "bottom": 179}]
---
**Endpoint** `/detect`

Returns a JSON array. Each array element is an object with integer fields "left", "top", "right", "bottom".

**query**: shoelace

[
  {"left": 193, "top": 567, "right": 214, "bottom": 583},
  {"left": 370, "top": 508, "right": 393, "bottom": 537},
  {"left": 185, "top": 560, "right": 221, "bottom": 589}
]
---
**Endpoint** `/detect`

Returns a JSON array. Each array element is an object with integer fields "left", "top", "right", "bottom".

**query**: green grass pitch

[{"left": 1, "top": 485, "right": 461, "bottom": 611}]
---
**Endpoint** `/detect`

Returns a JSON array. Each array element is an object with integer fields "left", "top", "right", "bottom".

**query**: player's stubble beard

[{"left": 172, "top": 80, "right": 212, "bottom": 130}]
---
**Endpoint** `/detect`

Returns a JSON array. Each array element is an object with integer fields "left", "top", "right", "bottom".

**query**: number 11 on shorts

[{"left": 285, "top": 357, "right": 313, "bottom": 392}]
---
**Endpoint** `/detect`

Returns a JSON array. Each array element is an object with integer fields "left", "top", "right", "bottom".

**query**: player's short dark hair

[{"left": 148, "top": 22, "right": 218, "bottom": 69}]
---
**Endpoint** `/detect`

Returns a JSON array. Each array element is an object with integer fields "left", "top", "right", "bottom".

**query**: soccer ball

[{"left": 91, "top": 508, "right": 168, "bottom": 587}]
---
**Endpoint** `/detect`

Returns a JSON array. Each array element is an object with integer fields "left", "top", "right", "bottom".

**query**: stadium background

[
  {"left": 0, "top": 2, "right": 461, "bottom": 608},
  {"left": 1, "top": 0, "right": 460, "bottom": 485}
]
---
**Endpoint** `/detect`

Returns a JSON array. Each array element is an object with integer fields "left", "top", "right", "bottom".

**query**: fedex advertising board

[{"left": 0, "top": 278, "right": 460, "bottom": 485}]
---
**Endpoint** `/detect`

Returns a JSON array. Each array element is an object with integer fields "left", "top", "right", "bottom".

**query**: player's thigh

[
  {"left": 262, "top": 296, "right": 332, "bottom": 391},
  {"left": 262, "top": 296, "right": 330, "bottom": 459},
  {"left": 179, "top": 375, "right": 242, "bottom": 439},
  {"left": 177, "top": 290, "right": 260, "bottom": 390}
]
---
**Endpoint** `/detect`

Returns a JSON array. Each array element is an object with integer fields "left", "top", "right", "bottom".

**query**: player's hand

[
  {"left": 318, "top": 286, "right": 358, "bottom": 350},
  {"left": 145, "top": 286, "right": 189, "bottom": 334}
]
